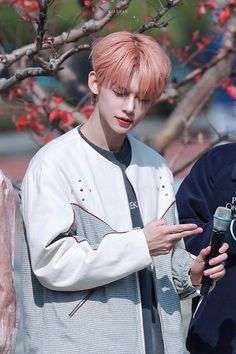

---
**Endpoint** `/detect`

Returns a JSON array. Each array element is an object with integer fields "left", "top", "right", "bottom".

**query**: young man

[
  {"left": 176, "top": 142, "right": 236, "bottom": 354},
  {"left": 21, "top": 31, "right": 227, "bottom": 354}
]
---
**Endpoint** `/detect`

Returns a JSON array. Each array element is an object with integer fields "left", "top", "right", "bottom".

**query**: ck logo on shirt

[{"left": 129, "top": 201, "right": 138, "bottom": 210}]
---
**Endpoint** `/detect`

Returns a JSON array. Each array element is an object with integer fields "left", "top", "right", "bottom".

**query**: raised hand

[
  {"left": 189, "top": 243, "right": 229, "bottom": 286},
  {"left": 143, "top": 219, "right": 203, "bottom": 257}
]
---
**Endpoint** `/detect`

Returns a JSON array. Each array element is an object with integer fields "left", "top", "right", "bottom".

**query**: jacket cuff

[{"left": 171, "top": 248, "right": 197, "bottom": 300}]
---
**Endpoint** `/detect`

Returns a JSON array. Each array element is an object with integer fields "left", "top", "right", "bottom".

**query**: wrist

[{"left": 189, "top": 268, "right": 201, "bottom": 287}]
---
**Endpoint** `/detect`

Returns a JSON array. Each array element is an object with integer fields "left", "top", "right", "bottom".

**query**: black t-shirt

[{"left": 78, "top": 128, "right": 164, "bottom": 354}]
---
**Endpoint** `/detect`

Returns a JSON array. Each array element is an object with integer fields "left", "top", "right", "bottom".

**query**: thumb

[{"left": 195, "top": 245, "right": 211, "bottom": 264}]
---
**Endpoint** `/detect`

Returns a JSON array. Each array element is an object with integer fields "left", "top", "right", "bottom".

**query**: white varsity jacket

[{"left": 20, "top": 127, "right": 196, "bottom": 354}]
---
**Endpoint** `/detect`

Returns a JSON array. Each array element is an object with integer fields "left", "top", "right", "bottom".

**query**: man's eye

[
  {"left": 113, "top": 90, "right": 127, "bottom": 97},
  {"left": 140, "top": 98, "right": 151, "bottom": 103}
]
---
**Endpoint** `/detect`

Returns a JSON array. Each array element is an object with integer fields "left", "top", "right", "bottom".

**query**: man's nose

[{"left": 123, "top": 96, "right": 135, "bottom": 113}]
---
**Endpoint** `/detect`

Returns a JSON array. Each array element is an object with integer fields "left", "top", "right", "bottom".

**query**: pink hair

[{"left": 91, "top": 31, "right": 171, "bottom": 102}]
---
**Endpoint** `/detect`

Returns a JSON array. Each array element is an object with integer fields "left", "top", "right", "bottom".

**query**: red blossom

[
  {"left": 82, "top": 8, "right": 93, "bottom": 17},
  {"left": 196, "top": 35, "right": 214, "bottom": 49},
  {"left": 8, "top": 86, "right": 26, "bottom": 100},
  {"left": 8, "top": 0, "right": 18, "bottom": 4},
  {"left": 84, "top": 0, "right": 94, "bottom": 5},
  {"left": 144, "top": 16, "right": 153, "bottom": 22},
  {"left": 30, "top": 120, "right": 45, "bottom": 136},
  {"left": 16, "top": 114, "right": 45, "bottom": 136},
  {"left": 27, "top": 1, "right": 39, "bottom": 11},
  {"left": 15, "top": 114, "right": 31, "bottom": 132},
  {"left": 81, "top": 0, "right": 96, "bottom": 18},
  {"left": 24, "top": 103, "right": 40, "bottom": 117},
  {"left": 107, "top": 22, "right": 115, "bottom": 30},
  {"left": 8, "top": 0, "right": 39, "bottom": 21},
  {"left": 7, "top": 79, "right": 35, "bottom": 100},
  {"left": 192, "top": 30, "right": 200, "bottom": 42},
  {"left": 9, "top": 0, "right": 39, "bottom": 10},
  {"left": 226, "top": 86, "right": 236, "bottom": 99},
  {"left": 205, "top": 0, "right": 217, "bottom": 10},
  {"left": 49, "top": 110, "right": 60, "bottom": 122},
  {"left": 52, "top": 96, "right": 63, "bottom": 105},
  {"left": 196, "top": 41, "right": 205, "bottom": 49},
  {"left": 61, "top": 112, "right": 74, "bottom": 125},
  {"left": 158, "top": 34, "right": 173, "bottom": 48},
  {"left": 221, "top": 79, "right": 232, "bottom": 89},
  {"left": 194, "top": 73, "right": 202, "bottom": 82},
  {"left": 196, "top": 0, "right": 217, "bottom": 19},
  {"left": 80, "top": 105, "right": 94, "bottom": 119},
  {"left": 49, "top": 109, "right": 75, "bottom": 125},
  {"left": 218, "top": 7, "right": 231, "bottom": 25},
  {"left": 44, "top": 133, "right": 54, "bottom": 144},
  {"left": 167, "top": 98, "right": 176, "bottom": 105},
  {"left": 197, "top": 3, "right": 207, "bottom": 19}
]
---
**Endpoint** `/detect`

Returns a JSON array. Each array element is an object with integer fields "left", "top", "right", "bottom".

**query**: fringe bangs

[{"left": 91, "top": 31, "right": 171, "bottom": 102}]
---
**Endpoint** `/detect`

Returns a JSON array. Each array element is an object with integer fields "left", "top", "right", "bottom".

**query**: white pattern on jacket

[{"left": 21, "top": 127, "right": 196, "bottom": 354}]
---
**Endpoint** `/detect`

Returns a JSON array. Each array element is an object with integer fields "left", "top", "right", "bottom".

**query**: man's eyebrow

[{"left": 111, "top": 85, "right": 128, "bottom": 92}]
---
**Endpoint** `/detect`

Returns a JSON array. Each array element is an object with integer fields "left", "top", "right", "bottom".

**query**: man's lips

[
  {"left": 116, "top": 117, "right": 133, "bottom": 127},
  {"left": 116, "top": 116, "right": 132, "bottom": 121},
  {"left": 116, "top": 116, "right": 133, "bottom": 123}
]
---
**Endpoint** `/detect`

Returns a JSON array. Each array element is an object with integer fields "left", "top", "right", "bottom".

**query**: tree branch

[
  {"left": 36, "top": 0, "right": 50, "bottom": 49},
  {"left": 151, "top": 11, "right": 236, "bottom": 153},
  {"left": 136, "top": 0, "right": 182, "bottom": 33},
  {"left": 0, "top": 44, "right": 90, "bottom": 91},
  {"left": 0, "top": 0, "right": 132, "bottom": 67},
  {"left": 0, "top": 0, "right": 186, "bottom": 93}
]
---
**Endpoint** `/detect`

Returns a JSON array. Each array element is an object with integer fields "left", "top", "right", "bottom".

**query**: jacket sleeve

[
  {"left": 171, "top": 245, "right": 198, "bottom": 299},
  {"left": 21, "top": 159, "right": 152, "bottom": 292},
  {"left": 176, "top": 152, "right": 217, "bottom": 256},
  {"left": 161, "top": 197, "right": 198, "bottom": 299}
]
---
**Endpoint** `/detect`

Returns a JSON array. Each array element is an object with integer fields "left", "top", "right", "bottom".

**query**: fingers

[
  {"left": 218, "top": 242, "right": 229, "bottom": 254},
  {"left": 166, "top": 224, "right": 203, "bottom": 241},
  {"left": 144, "top": 221, "right": 203, "bottom": 257},
  {"left": 200, "top": 243, "right": 228, "bottom": 282},
  {"left": 208, "top": 251, "right": 228, "bottom": 266},
  {"left": 204, "top": 263, "right": 226, "bottom": 280},
  {"left": 178, "top": 227, "right": 203, "bottom": 239},
  {"left": 168, "top": 223, "right": 202, "bottom": 233},
  {"left": 196, "top": 243, "right": 228, "bottom": 265}
]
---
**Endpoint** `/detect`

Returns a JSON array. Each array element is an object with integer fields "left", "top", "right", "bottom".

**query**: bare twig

[
  {"left": 0, "top": 44, "right": 90, "bottom": 91},
  {"left": 0, "top": 0, "right": 131, "bottom": 67},
  {"left": 35, "top": 0, "right": 53, "bottom": 49},
  {"left": 0, "top": 0, "right": 186, "bottom": 93},
  {"left": 151, "top": 10, "right": 236, "bottom": 153},
  {"left": 136, "top": 0, "right": 182, "bottom": 33}
]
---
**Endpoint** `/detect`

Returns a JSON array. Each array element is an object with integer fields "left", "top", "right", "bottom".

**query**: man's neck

[{"left": 80, "top": 118, "right": 125, "bottom": 152}]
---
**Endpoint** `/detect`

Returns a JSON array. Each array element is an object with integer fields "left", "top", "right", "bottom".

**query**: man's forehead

[{"left": 111, "top": 74, "right": 140, "bottom": 93}]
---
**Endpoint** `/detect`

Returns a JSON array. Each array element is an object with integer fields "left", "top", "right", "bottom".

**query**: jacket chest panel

[{"left": 66, "top": 163, "right": 134, "bottom": 231}]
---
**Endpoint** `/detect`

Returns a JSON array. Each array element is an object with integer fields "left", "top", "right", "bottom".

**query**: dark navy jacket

[{"left": 176, "top": 142, "right": 236, "bottom": 354}]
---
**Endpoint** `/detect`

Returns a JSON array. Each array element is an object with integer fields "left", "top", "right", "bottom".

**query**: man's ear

[{"left": 88, "top": 71, "right": 99, "bottom": 95}]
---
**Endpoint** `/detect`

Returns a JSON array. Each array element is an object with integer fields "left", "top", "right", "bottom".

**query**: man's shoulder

[
  {"left": 128, "top": 134, "right": 166, "bottom": 165},
  {"left": 201, "top": 142, "right": 236, "bottom": 165},
  {"left": 28, "top": 127, "right": 80, "bottom": 170},
  {"left": 211, "top": 142, "right": 236, "bottom": 154}
]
